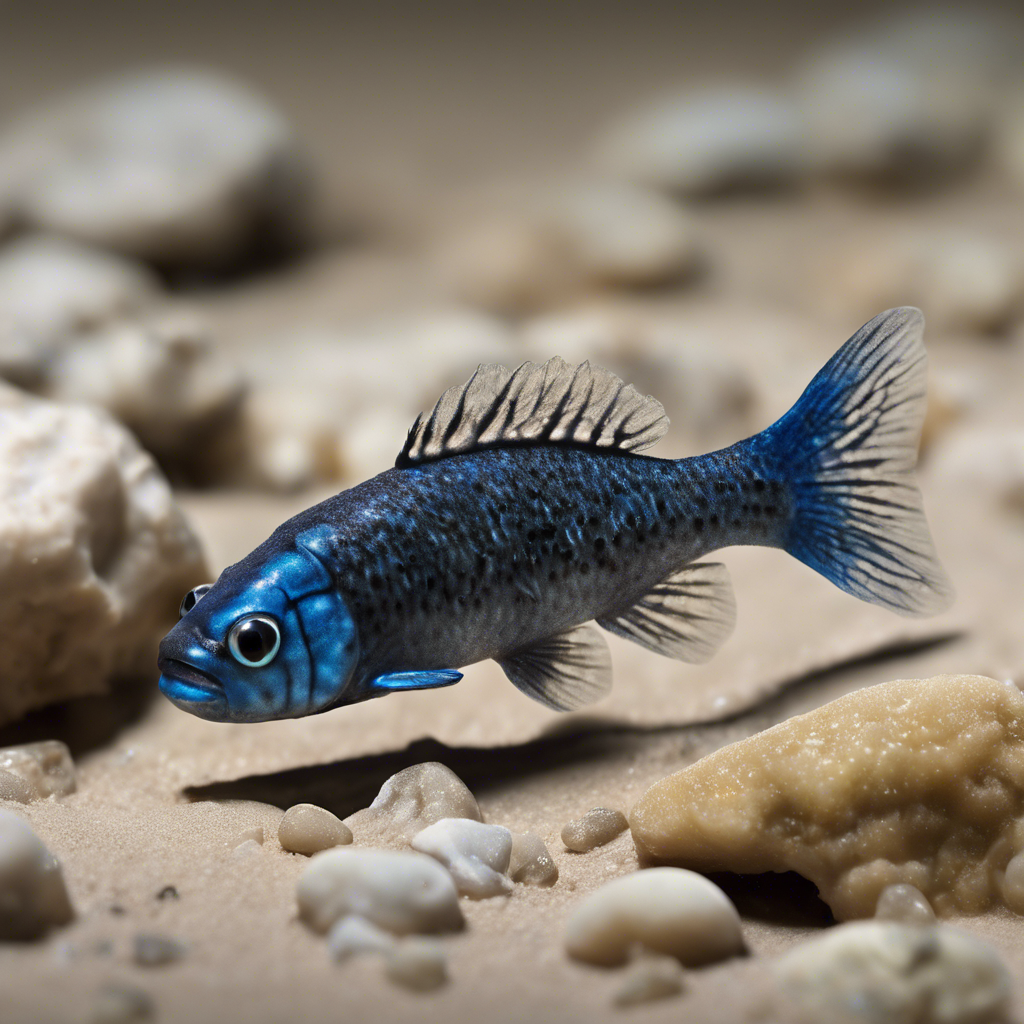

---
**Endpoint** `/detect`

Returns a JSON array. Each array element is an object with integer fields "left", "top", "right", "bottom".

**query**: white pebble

[
  {"left": 385, "top": 937, "right": 449, "bottom": 992},
  {"left": 875, "top": 884, "right": 936, "bottom": 925},
  {"left": 508, "top": 832, "right": 558, "bottom": 887},
  {"left": 564, "top": 867, "right": 744, "bottom": 968},
  {"left": 345, "top": 762, "right": 481, "bottom": 846},
  {"left": 773, "top": 921, "right": 1011, "bottom": 1024},
  {"left": 0, "top": 809, "right": 74, "bottom": 939},
  {"left": 0, "top": 741, "right": 76, "bottom": 799},
  {"left": 613, "top": 953, "right": 686, "bottom": 1007},
  {"left": 296, "top": 848, "right": 464, "bottom": 936},
  {"left": 326, "top": 915, "right": 396, "bottom": 962},
  {"left": 278, "top": 803, "right": 352, "bottom": 855},
  {"left": 561, "top": 807, "right": 628, "bottom": 853},
  {"left": 411, "top": 818, "right": 513, "bottom": 899},
  {"left": 232, "top": 839, "right": 262, "bottom": 859}
]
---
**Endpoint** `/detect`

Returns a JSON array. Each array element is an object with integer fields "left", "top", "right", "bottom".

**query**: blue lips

[{"left": 157, "top": 658, "right": 227, "bottom": 719}]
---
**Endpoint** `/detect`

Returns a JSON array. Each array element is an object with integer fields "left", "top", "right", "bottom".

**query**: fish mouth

[{"left": 158, "top": 658, "right": 226, "bottom": 714}]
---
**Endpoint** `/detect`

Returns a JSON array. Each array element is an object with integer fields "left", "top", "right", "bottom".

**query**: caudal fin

[{"left": 767, "top": 307, "right": 953, "bottom": 616}]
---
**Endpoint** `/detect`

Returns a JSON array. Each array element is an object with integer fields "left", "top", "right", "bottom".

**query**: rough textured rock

[
  {"left": 631, "top": 676, "right": 1024, "bottom": 919},
  {"left": 0, "top": 383, "right": 208, "bottom": 724},
  {"left": 593, "top": 85, "right": 802, "bottom": 194},
  {"left": 561, "top": 808, "right": 628, "bottom": 853},
  {"left": 384, "top": 937, "right": 449, "bottom": 992},
  {"left": 0, "top": 742, "right": 76, "bottom": 799},
  {"left": 613, "top": 953, "right": 686, "bottom": 1007},
  {"left": 296, "top": 848, "right": 464, "bottom": 936},
  {"left": 773, "top": 922, "right": 1011, "bottom": 1024},
  {"left": 411, "top": 818, "right": 513, "bottom": 898},
  {"left": 563, "top": 867, "right": 744, "bottom": 968},
  {"left": 0, "top": 809, "right": 74, "bottom": 939},
  {"left": 0, "top": 68, "right": 309, "bottom": 265},
  {"left": 0, "top": 771, "right": 33, "bottom": 804},
  {"left": 508, "top": 832, "right": 558, "bottom": 887},
  {"left": 0, "top": 235, "right": 158, "bottom": 388},
  {"left": 277, "top": 804, "right": 352, "bottom": 856},
  {"left": 345, "top": 763, "right": 482, "bottom": 846}
]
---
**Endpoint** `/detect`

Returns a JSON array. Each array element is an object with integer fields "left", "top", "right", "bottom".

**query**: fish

[{"left": 158, "top": 307, "right": 953, "bottom": 723}]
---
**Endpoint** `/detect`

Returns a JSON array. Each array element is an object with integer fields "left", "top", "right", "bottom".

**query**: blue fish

[{"left": 158, "top": 307, "right": 952, "bottom": 723}]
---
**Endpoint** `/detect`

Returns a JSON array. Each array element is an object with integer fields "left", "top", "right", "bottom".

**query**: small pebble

[
  {"left": 876, "top": 883, "right": 936, "bottom": 926},
  {"left": 561, "top": 807, "right": 628, "bottom": 853},
  {"left": 411, "top": 818, "right": 513, "bottom": 899},
  {"left": 564, "top": 867, "right": 743, "bottom": 968},
  {"left": 0, "top": 741, "right": 76, "bottom": 799},
  {"left": 156, "top": 886, "right": 178, "bottom": 901},
  {"left": 296, "top": 847, "right": 464, "bottom": 936},
  {"left": 326, "top": 915, "right": 396, "bottom": 962},
  {"left": 232, "top": 839, "right": 262, "bottom": 859},
  {"left": 236, "top": 826, "right": 264, "bottom": 846},
  {"left": 0, "top": 809, "right": 74, "bottom": 939},
  {"left": 613, "top": 953, "right": 686, "bottom": 1007},
  {"left": 89, "top": 983, "right": 154, "bottom": 1024},
  {"left": 132, "top": 932, "right": 186, "bottom": 967},
  {"left": 278, "top": 803, "right": 352, "bottom": 855},
  {"left": 773, "top": 921, "right": 1011, "bottom": 1024},
  {"left": 385, "top": 937, "right": 449, "bottom": 992},
  {"left": 508, "top": 832, "right": 558, "bottom": 887},
  {"left": 345, "top": 762, "right": 482, "bottom": 846}
]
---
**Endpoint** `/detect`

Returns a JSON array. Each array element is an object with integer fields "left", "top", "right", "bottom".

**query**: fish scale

[{"left": 158, "top": 308, "right": 953, "bottom": 724}]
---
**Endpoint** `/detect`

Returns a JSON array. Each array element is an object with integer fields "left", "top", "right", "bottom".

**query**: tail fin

[{"left": 767, "top": 307, "right": 953, "bottom": 616}]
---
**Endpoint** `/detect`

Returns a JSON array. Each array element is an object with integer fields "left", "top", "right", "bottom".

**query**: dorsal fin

[{"left": 396, "top": 357, "right": 669, "bottom": 468}]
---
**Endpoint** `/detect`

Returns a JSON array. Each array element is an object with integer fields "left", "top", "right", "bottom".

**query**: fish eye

[
  {"left": 179, "top": 584, "right": 213, "bottom": 619},
  {"left": 227, "top": 615, "right": 281, "bottom": 667}
]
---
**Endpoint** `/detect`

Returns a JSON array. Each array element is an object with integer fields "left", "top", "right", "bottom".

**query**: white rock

[
  {"left": 875, "top": 884, "right": 937, "bottom": 926},
  {"left": 593, "top": 85, "right": 802, "bottom": 194},
  {"left": 0, "top": 771, "right": 33, "bottom": 804},
  {"left": 0, "top": 68, "right": 308, "bottom": 265},
  {"left": 773, "top": 921, "right": 1011, "bottom": 1024},
  {"left": 508, "top": 832, "right": 558, "bottom": 887},
  {"left": 613, "top": 953, "right": 686, "bottom": 1007},
  {"left": 561, "top": 807, "right": 628, "bottom": 853},
  {"left": 0, "top": 809, "right": 74, "bottom": 939},
  {"left": 564, "top": 867, "right": 744, "bottom": 968},
  {"left": 345, "top": 762, "right": 482, "bottom": 846},
  {"left": 385, "top": 937, "right": 449, "bottom": 992},
  {"left": 0, "top": 383, "right": 208, "bottom": 724},
  {"left": 326, "top": 915, "right": 396, "bottom": 962},
  {"left": 412, "top": 818, "right": 513, "bottom": 899},
  {"left": 48, "top": 311, "right": 246, "bottom": 481},
  {"left": 0, "top": 741, "right": 76, "bottom": 799},
  {"left": 296, "top": 847, "right": 464, "bottom": 936},
  {"left": 278, "top": 803, "right": 352, "bottom": 856},
  {"left": 0, "top": 235, "right": 158, "bottom": 388}
]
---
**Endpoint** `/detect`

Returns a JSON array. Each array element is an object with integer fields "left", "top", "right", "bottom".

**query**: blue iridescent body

[{"left": 159, "top": 308, "right": 952, "bottom": 722}]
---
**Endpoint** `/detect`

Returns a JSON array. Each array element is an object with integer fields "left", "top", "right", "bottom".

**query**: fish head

[{"left": 158, "top": 529, "right": 358, "bottom": 722}]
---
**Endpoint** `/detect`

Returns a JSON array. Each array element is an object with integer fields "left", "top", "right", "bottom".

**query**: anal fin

[
  {"left": 498, "top": 623, "right": 612, "bottom": 711},
  {"left": 596, "top": 562, "right": 736, "bottom": 664}
]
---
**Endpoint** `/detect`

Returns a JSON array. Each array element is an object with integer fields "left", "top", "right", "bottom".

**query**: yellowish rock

[{"left": 630, "top": 676, "right": 1024, "bottom": 919}]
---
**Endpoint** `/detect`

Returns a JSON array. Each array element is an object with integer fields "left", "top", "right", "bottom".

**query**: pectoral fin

[
  {"left": 369, "top": 669, "right": 463, "bottom": 694},
  {"left": 596, "top": 562, "right": 736, "bottom": 663},
  {"left": 498, "top": 623, "right": 612, "bottom": 711}
]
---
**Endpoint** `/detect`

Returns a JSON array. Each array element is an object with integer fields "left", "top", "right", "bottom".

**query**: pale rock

[
  {"left": 631, "top": 676, "right": 1024, "bottom": 919},
  {"left": 411, "top": 818, "right": 513, "bottom": 899},
  {"left": 345, "top": 762, "right": 482, "bottom": 846},
  {"left": 132, "top": 932, "right": 186, "bottom": 967},
  {"left": 296, "top": 847, "right": 464, "bottom": 936},
  {"left": 0, "top": 384, "right": 207, "bottom": 724},
  {"left": 0, "top": 741, "right": 76, "bottom": 799},
  {"left": 931, "top": 430, "right": 1024, "bottom": 515},
  {"left": 773, "top": 921, "right": 1011, "bottom": 1024},
  {"left": 561, "top": 807, "right": 628, "bottom": 853},
  {"left": 48, "top": 312, "right": 246, "bottom": 480},
  {"left": 593, "top": 85, "right": 802, "bottom": 194},
  {"left": 0, "top": 809, "right": 74, "bottom": 939},
  {"left": 0, "top": 771, "right": 33, "bottom": 804},
  {"left": 278, "top": 803, "right": 352, "bottom": 855},
  {"left": 564, "top": 867, "right": 744, "bottom": 968},
  {"left": 0, "top": 235, "right": 158, "bottom": 388},
  {"left": 0, "top": 68, "right": 309, "bottom": 265},
  {"left": 89, "top": 983, "right": 154, "bottom": 1024},
  {"left": 231, "top": 839, "right": 262, "bottom": 860},
  {"left": 613, "top": 952, "right": 686, "bottom": 1007},
  {"left": 875, "top": 884, "right": 936, "bottom": 926},
  {"left": 508, "top": 832, "right": 558, "bottom": 887},
  {"left": 384, "top": 937, "right": 449, "bottom": 992},
  {"left": 326, "top": 914, "right": 396, "bottom": 962}
]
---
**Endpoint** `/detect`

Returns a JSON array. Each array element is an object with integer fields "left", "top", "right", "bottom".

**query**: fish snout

[{"left": 157, "top": 632, "right": 228, "bottom": 719}]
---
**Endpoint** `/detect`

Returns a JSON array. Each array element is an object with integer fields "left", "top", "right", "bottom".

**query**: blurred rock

[
  {"left": 0, "top": 771, "right": 33, "bottom": 804},
  {"left": 89, "top": 984, "right": 154, "bottom": 1024},
  {"left": 593, "top": 85, "right": 802, "bottom": 195},
  {"left": 411, "top": 818, "right": 513, "bottom": 899},
  {"left": 132, "top": 932, "right": 186, "bottom": 967},
  {"left": 773, "top": 921, "right": 1011, "bottom": 1024},
  {"left": 326, "top": 914, "right": 396, "bottom": 962},
  {"left": 0, "top": 235, "right": 158, "bottom": 388},
  {"left": 875, "top": 884, "right": 936, "bottom": 926},
  {"left": 931, "top": 429, "right": 1024, "bottom": 514},
  {"left": 994, "top": 86, "right": 1024, "bottom": 189},
  {"left": 0, "top": 383, "right": 207, "bottom": 724},
  {"left": 48, "top": 311, "right": 246, "bottom": 482},
  {"left": 0, "top": 741, "right": 76, "bottom": 799},
  {"left": 0, "top": 68, "right": 309, "bottom": 266},
  {"left": 384, "top": 937, "right": 449, "bottom": 992},
  {"left": 613, "top": 953, "right": 686, "bottom": 1007},
  {"left": 508, "top": 832, "right": 558, "bottom": 887},
  {"left": 0, "top": 809, "right": 74, "bottom": 939}
]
